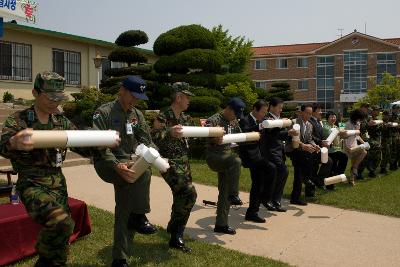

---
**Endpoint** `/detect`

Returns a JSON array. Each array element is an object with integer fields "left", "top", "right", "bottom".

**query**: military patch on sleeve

[{"left": 93, "top": 111, "right": 101, "bottom": 120}]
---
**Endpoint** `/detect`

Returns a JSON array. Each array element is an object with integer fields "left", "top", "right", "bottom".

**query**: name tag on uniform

[
  {"left": 55, "top": 151, "right": 63, "bottom": 167},
  {"left": 126, "top": 122, "right": 133, "bottom": 135}
]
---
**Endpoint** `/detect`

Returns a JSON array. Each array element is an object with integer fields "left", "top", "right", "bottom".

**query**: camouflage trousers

[
  {"left": 390, "top": 133, "right": 399, "bottom": 167},
  {"left": 380, "top": 140, "right": 391, "bottom": 170},
  {"left": 365, "top": 140, "right": 381, "bottom": 173},
  {"left": 17, "top": 172, "right": 74, "bottom": 266},
  {"left": 162, "top": 159, "right": 197, "bottom": 233}
]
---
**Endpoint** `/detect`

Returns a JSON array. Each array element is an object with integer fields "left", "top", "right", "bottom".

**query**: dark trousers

[
  {"left": 246, "top": 160, "right": 273, "bottom": 214},
  {"left": 329, "top": 151, "right": 348, "bottom": 175},
  {"left": 268, "top": 161, "right": 288, "bottom": 205},
  {"left": 311, "top": 153, "right": 333, "bottom": 186},
  {"left": 290, "top": 150, "right": 313, "bottom": 201}
]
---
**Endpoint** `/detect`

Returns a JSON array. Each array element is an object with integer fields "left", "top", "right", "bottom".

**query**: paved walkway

[{"left": 61, "top": 165, "right": 400, "bottom": 267}]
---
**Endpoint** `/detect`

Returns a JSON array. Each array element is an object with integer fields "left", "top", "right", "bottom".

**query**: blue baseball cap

[
  {"left": 227, "top": 97, "right": 246, "bottom": 119},
  {"left": 121, "top": 75, "right": 148, "bottom": 100}
]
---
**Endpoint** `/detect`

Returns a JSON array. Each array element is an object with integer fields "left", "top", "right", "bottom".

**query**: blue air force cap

[
  {"left": 121, "top": 75, "right": 148, "bottom": 100},
  {"left": 227, "top": 97, "right": 246, "bottom": 119}
]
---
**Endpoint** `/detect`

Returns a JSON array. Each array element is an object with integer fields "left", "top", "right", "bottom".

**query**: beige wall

[{"left": 0, "top": 28, "right": 113, "bottom": 100}]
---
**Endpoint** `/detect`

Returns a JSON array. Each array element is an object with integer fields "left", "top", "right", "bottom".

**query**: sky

[{"left": 17, "top": 0, "right": 400, "bottom": 50}]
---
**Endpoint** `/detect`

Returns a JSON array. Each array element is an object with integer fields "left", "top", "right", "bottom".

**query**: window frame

[
  {"left": 297, "top": 57, "right": 308, "bottom": 68},
  {"left": 52, "top": 48, "right": 81, "bottom": 86},
  {"left": 0, "top": 40, "right": 32, "bottom": 82},
  {"left": 276, "top": 58, "right": 288, "bottom": 69},
  {"left": 254, "top": 59, "right": 267, "bottom": 70}
]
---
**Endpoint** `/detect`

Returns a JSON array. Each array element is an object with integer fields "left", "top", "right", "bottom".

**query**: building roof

[
  {"left": 3, "top": 22, "right": 155, "bottom": 55},
  {"left": 253, "top": 33, "right": 400, "bottom": 57}
]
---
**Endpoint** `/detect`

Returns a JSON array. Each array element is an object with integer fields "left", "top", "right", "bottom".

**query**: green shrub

[
  {"left": 108, "top": 47, "right": 147, "bottom": 65},
  {"left": 254, "top": 87, "right": 268, "bottom": 99},
  {"left": 153, "top": 24, "right": 215, "bottom": 56},
  {"left": 222, "top": 82, "right": 258, "bottom": 112},
  {"left": 187, "top": 96, "right": 221, "bottom": 117},
  {"left": 282, "top": 103, "right": 298, "bottom": 119},
  {"left": 100, "top": 77, "right": 126, "bottom": 88},
  {"left": 104, "top": 65, "right": 152, "bottom": 77},
  {"left": 3, "top": 91, "right": 14, "bottom": 103},
  {"left": 190, "top": 87, "right": 224, "bottom": 101},
  {"left": 115, "top": 30, "right": 148, "bottom": 47},
  {"left": 101, "top": 84, "right": 121, "bottom": 95},
  {"left": 144, "top": 110, "right": 159, "bottom": 126},
  {"left": 169, "top": 73, "right": 217, "bottom": 88},
  {"left": 215, "top": 73, "right": 251, "bottom": 89},
  {"left": 62, "top": 102, "right": 77, "bottom": 118},
  {"left": 154, "top": 49, "right": 223, "bottom": 74}
]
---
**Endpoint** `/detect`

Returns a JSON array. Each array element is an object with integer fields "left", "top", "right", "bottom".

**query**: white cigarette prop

[
  {"left": 221, "top": 132, "right": 260, "bottom": 144},
  {"left": 325, "top": 128, "right": 339, "bottom": 146},
  {"left": 260, "top": 119, "right": 292, "bottom": 129},
  {"left": 130, "top": 144, "right": 170, "bottom": 181},
  {"left": 324, "top": 174, "right": 347, "bottom": 185},
  {"left": 389, "top": 122, "right": 399, "bottom": 127},
  {"left": 292, "top": 124, "right": 301, "bottom": 148},
  {"left": 372, "top": 120, "right": 383, "bottom": 125},
  {"left": 321, "top": 147, "right": 329, "bottom": 163},
  {"left": 339, "top": 129, "right": 360, "bottom": 138},
  {"left": 27, "top": 130, "right": 119, "bottom": 148},
  {"left": 180, "top": 126, "right": 224, "bottom": 137}
]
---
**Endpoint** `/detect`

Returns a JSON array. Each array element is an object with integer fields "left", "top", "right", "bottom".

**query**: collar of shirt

[
  {"left": 269, "top": 112, "right": 279, "bottom": 120},
  {"left": 250, "top": 112, "right": 258, "bottom": 124}
]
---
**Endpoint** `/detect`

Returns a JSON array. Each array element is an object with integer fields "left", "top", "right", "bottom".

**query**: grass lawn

[
  {"left": 187, "top": 159, "right": 400, "bottom": 218},
  {"left": 0, "top": 203, "right": 289, "bottom": 267}
]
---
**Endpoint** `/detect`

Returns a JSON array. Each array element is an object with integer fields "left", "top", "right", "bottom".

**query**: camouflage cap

[
  {"left": 34, "top": 71, "right": 68, "bottom": 101},
  {"left": 172, "top": 82, "right": 195, "bottom": 96}
]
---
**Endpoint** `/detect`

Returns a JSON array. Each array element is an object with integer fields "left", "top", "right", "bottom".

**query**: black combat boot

[
  {"left": 169, "top": 228, "right": 192, "bottom": 253},
  {"left": 127, "top": 214, "right": 157, "bottom": 234}
]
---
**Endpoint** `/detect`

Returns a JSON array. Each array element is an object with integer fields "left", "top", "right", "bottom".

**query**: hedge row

[
  {"left": 115, "top": 30, "right": 148, "bottom": 47},
  {"left": 153, "top": 24, "right": 215, "bottom": 56},
  {"left": 154, "top": 49, "right": 223, "bottom": 74},
  {"left": 104, "top": 65, "right": 153, "bottom": 77},
  {"left": 108, "top": 47, "right": 148, "bottom": 65}
]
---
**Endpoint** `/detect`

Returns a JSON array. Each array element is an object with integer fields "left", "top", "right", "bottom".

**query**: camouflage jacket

[
  {"left": 151, "top": 106, "right": 193, "bottom": 160},
  {"left": 205, "top": 112, "right": 242, "bottom": 154},
  {"left": 360, "top": 117, "right": 369, "bottom": 140},
  {"left": 0, "top": 106, "right": 76, "bottom": 176},
  {"left": 92, "top": 99, "right": 155, "bottom": 167},
  {"left": 367, "top": 117, "right": 382, "bottom": 141}
]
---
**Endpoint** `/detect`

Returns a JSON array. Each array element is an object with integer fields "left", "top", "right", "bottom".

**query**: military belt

[{"left": 19, "top": 167, "right": 62, "bottom": 176}]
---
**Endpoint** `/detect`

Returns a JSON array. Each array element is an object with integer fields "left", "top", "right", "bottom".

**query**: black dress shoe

[
  {"left": 34, "top": 257, "right": 58, "bottom": 267},
  {"left": 214, "top": 225, "right": 236, "bottom": 235},
  {"left": 169, "top": 231, "right": 192, "bottom": 253},
  {"left": 272, "top": 201, "right": 287, "bottom": 212},
  {"left": 368, "top": 171, "right": 377, "bottom": 178},
  {"left": 380, "top": 168, "right": 387, "bottom": 174},
  {"left": 290, "top": 199, "right": 307, "bottom": 206},
  {"left": 128, "top": 214, "right": 157, "bottom": 234},
  {"left": 245, "top": 212, "right": 266, "bottom": 223},
  {"left": 262, "top": 201, "right": 277, "bottom": 211},
  {"left": 111, "top": 259, "right": 129, "bottom": 267},
  {"left": 228, "top": 195, "right": 243, "bottom": 205}
]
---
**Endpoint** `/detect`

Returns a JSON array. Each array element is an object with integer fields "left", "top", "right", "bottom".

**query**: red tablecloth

[{"left": 0, "top": 197, "right": 92, "bottom": 266}]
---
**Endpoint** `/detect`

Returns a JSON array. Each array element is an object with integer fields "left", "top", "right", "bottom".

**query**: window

[
  {"left": 52, "top": 49, "right": 81, "bottom": 85},
  {"left": 316, "top": 56, "right": 335, "bottom": 112},
  {"left": 343, "top": 50, "right": 367, "bottom": 93},
  {"left": 0, "top": 41, "right": 32, "bottom": 81},
  {"left": 297, "top": 80, "right": 309, "bottom": 90},
  {"left": 276, "top": 58, "right": 288, "bottom": 69},
  {"left": 255, "top": 59, "right": 266, "bottom": 70},
  {"left": 297, "top": 58, "right": 308, "bottom": 68},
  {"left": 377, "top": 53, "right": 396, "bottom": 84},
  {"left": 254, "top": 81, "right": 267, "bottom": 89}
]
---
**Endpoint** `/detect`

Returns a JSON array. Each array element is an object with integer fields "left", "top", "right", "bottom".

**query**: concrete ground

[{"left": 59, "top": 165, "right": 400, "bottom": 267}]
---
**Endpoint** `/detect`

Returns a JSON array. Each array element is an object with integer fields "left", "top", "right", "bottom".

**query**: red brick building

[{"left": 250, "top": 30, "right": 400, "bottom": 114}]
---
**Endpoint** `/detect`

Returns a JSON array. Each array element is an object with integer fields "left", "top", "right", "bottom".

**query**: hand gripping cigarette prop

[
  {"left": 292, "top": 124, "right": 301, "bottom": 148},
  {"left": 25, "top": 130, "right": 120, "bottom": 148},
  {"left": 324, "top": 128, "right": 339, "bottom": 146},
  {"left": 372, "top": 120, "right": 383, "bottom": 125},
  {"left": 339, "top": 129, "right": 360, "bottom": 138},
  {"left": 324, "top": 174, "right": 347, "bottom": 185},
  {"left": 221, "top": 132, "right": 260, "bottom": 144},
  {"left": 349, "top": 142, "right": 370, "bottom": 153},
  {"left": 180, "top": 126, "right": 225, "bottom": 137},
  {"left": 260, "top": 119, "right": 293, "bottom": 129},
  {"left": 130, "top": 144, "right": 170, "bottom": 182},
  {"left": 320, "top": 147, "right": 329, "bottom": 163}
]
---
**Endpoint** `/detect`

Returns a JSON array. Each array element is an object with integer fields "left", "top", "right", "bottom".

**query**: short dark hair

[
  {"left": 268, "top": 97, "right": 283, "bottom": 108},
  {"left": 312, "top": 103, "right": 322, "bottom": 112},
  {"left": 253, "top": 100, "right": 267, "bottom": 111},
  {"left": 301, "top": 103, "right": 313, "bottom": 111},
  {"left": 350, "top": 109, "right": 365, "bottom": 124},
  {"left": 326, "top": 111, "right": 337, "bottom": 121}
]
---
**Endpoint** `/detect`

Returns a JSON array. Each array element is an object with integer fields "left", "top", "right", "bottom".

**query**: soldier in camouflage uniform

[
  {"left": 92, "top": 76, "right": 156, "bottom": 267},
  {"left": 357, "top": 103, "right": 370, "bottom": 179},
  {"left": 0, "top": 71, "right": 98, "bottom": 267},
  {"left": 389, "top": 105, "right": 400, "bottom": 170},
  {"left": 205, "top": 97, "right": 245, "bottom": 235},
  {"left": 152, "top": 82, "right": 197, "bottom": 253},
  {"left": 380, "top": 111, "right": 392, "bottom": 174},
  {"left": 364, "top": 106, "right": 382, "bottom": 177}
]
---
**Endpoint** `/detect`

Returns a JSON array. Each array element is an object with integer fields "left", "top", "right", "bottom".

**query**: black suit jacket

[
  {"left": 238, "top": 113, "right": 263, "bottom": 167},
  {"left": 309, "top": 117, "right": 323, "bottom": 146},
  {"left": 260, "top": 113, "right": 290, "bottom": 165}
]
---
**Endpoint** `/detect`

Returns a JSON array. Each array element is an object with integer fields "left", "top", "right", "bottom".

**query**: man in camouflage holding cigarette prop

[
  {"left": 152, "top": 82, "right": 197, "bottom": 253},
  {"left": 0, "top": 71, "right": 102, "bottom": 267}
]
